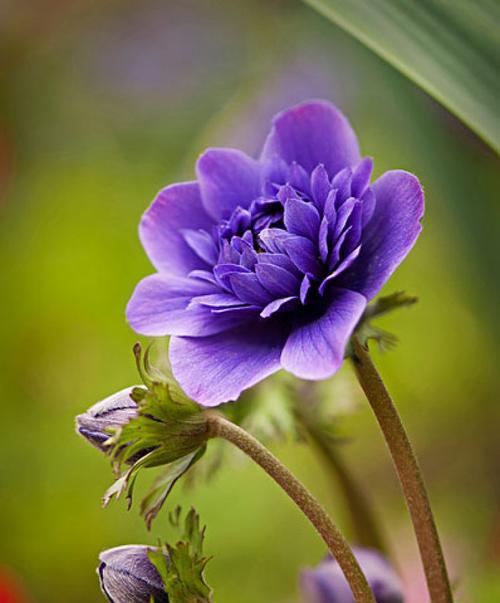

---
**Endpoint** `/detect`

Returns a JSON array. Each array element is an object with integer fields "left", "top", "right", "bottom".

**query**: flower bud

[
  {"left": 98, "top": 545, "right": 168, "bottom": 603},
  {"left": 76, "top": 387, "right": 142, "bottom": 453},
  {"left": 301, "top": 548, "right": 404, "bottom": 603}
]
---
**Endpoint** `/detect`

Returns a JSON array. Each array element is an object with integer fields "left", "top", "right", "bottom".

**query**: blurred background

[{"left": 0, "top": 1, "right": 499, "bottom": 601}]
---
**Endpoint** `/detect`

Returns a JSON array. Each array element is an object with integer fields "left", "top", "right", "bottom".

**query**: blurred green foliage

[{"left": 0, "top": 1, "right": 499, "bottom": 602}]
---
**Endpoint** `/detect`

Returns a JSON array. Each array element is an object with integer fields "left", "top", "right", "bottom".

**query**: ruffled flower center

[{"left": 182, "top": 158, "right": 374, "bottom": 320}]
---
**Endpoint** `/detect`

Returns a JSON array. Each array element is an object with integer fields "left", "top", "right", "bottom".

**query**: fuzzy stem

[
  {"left": 351, "top": 336, "right": 453, "bottom": 603},
  {"left": 206, "top": 413, "right": 375, "bottom": 603}
]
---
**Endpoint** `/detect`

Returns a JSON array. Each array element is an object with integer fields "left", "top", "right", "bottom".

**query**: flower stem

[
  {"left": 351, "top": 336, "right": 453, "bottom": 603},
  {"left": 206, "top": 413, "right": 376, "bottom": 603}
]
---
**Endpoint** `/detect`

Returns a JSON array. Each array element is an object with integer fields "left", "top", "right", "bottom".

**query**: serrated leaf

[{"left": 303, "top": 0, "right": 500, "bottom": 152}]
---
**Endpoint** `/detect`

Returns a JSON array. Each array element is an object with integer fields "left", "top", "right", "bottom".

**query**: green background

[{"left": 0, "top": 1, "right": 499, "bottom": 601}]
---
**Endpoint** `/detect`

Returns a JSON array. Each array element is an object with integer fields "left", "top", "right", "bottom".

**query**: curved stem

[
  {"left": 351, "top": 336, "right": 453, "bottom": 603},
  {"left": 206, "top": 413, "right": 375, "bottom": 603}
]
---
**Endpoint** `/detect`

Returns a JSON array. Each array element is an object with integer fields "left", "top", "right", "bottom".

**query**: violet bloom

[
  {"left": 76, "top": 387, "right": 140, "bottom": 453},
  {"left": 98, "top": 545, "right": 168, "bottom": 603},
  {"left": 127, "top": 100, "right": 424, "bottom": 406},
  {"left": 301, "top": 548, "right": 404, "bottom": 603}
]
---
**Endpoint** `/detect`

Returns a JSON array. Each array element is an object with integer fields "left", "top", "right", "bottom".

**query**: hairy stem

[
  {"left": 352, "top": 336, "right": 453, "bottom": 603},
  {"left": 206, "top": 413, "right": 375, "bottom": 603}
]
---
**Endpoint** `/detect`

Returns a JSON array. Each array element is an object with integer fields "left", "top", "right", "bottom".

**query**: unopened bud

[
  {"left": 76, "top": 387, "right": 142, "bottom": 453},
  {"left": 98, "top": 545, "right": 168, "bottom": 603},
  {"left": 301, "top": 548, "right": 404, "bottom": 603}
]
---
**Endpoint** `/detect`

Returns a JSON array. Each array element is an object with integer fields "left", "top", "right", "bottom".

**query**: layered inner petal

[{"left": 335, "top": 170, "right": 424, "bottom": 300}]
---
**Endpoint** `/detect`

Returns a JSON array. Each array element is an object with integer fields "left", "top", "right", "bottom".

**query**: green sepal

[
  {"left": 351, "top": 291, "right": 418, "bottom": 353},
  {"left": 102, "top": 344, "right": 209, "bottom": 525},
  {"left": 148, "top": 508, "right": 213, "bottom": 603}
]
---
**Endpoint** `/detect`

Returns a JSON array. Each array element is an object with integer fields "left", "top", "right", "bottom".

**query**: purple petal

[
  {"left": 281, "top": 288, "right": 366, "bottom": 379},
  {"left": 181, "top": 229, "right": 219, "bottom": 265},
  {"left": 255, "top": 263, "right": 300, "bottom": 297},
  {"left": 361, "top": 187, "right": 376, "bottom": 226},
  {"left": 229, "top": 272, "right": 273, "bottom": 306},
  {"left": 283, "top": 235, "right": 322, "bottom": 277},
  {"left": 310, "top": 164, "right": 330, "bottom": 210},
  {"left": 331, "top": 167, "right": 352, "bottom": 202},
  {"left": 289, "top": 162, "right": 311, "bottom": 194},
  {"left": 213, "top": 263, "right": 250, "bottom": 289},
  {"left": 300, "top": 274, "right": 312, "bottom": 305},
  {"left": 189, "top": 293, "right": 242, "bottom": 309},
  {"left": 257, "top": 252, "right": 301, "bottom": 277},
  {"left": 351, "top": 157, "right": 373, "bottom": 198},
  {"left": 319, "top": 216, "right": 329, "bottom": 263},
  {"left": 139, "top": 182, "right": 214, "bottom": 276},
  {"left": 284, "top": 198, "right": 321, "bottom": 241},
  {"left": 324, "top": 189, "right": 338, "bottom": 223},
  {"left": 258, "top": 228, "right": 293, "bottom": 254},
  {"left": 319, "top": 245, "right": 362, "bottom": 295},
  {"left": 170, "top": 322, "right": 288, "bottom": 406},
  {"left": 189, "top": 269, "right": 218, "bottom": 286},
  {"left": 260, "top": 296, "right": 298, "bottom": 318},
  {"left": 333, "top": 197, "right": 358, "bottom": 241},
  {"left": 336, "top": 170, "right": 424, "bottom": 300},
  {"left": 126, "top": 274, "right": 238, "bottom": 337},
  {"left": 196, "top": 148, "right": 261, "bottom": 220},
  {"left": 261, "top": 100, "right": 360, "bottom": 177}
]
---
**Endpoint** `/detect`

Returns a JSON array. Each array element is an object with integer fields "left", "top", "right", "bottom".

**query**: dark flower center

[{"left": 183, "top": 159, "right": 374, "bottom": 320}]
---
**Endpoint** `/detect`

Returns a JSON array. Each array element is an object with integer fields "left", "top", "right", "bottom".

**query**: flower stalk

[
  {"left": 351, "top": 336, "right": 453, "bottom": 603},
  {"left": 206, "top": 412, "right": 376, "bottom": 603}
]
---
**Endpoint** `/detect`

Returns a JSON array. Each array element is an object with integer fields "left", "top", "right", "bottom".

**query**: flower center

[{"left": 184, "top": 160, "right": 374, "bottom": 320}]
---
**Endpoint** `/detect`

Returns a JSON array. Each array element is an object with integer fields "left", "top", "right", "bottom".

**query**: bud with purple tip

[
  {"left": 76, "top": 386, "right": 142, "bottom": 454},
  {"left": 301, "top": 548, "right": 404, "bottom": 603},
  {"left": 98, "top": 545, "right": 168, "bottom": 603}
]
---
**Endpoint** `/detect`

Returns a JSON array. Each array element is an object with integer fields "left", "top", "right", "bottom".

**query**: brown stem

[
  {"left": 206, "top": 413, "right": 375, "bottom": 603},
  {"left": 352, "top": 336, "right": 453, "bottom": 603}
]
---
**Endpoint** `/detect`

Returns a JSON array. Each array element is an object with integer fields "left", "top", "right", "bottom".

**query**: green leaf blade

[{"left": 303, "top": 0, "right": 500, "bottom": 152}]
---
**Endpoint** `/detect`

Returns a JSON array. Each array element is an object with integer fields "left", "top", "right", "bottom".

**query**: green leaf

[
  {"left": 140, "top": 448, "right": 206, "bottom": 530},
  {"left": 148, "top": 508, "right": 213, "bottom": 603},
  {"left": 303, "top": 0, "right": 500, "bottom": 152}
]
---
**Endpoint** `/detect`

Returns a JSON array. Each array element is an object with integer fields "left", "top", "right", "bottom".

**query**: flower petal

[
  {"left": 126, "top": 274, "right": 239, "bottom": 337},
  {"left": 196, "top": 148, "right": 261, "bottom": 220},
  {"left": 139, "top": 182, "right": 214, "bottom": 276},
  {"left": 255, "top": 263, "right": 300, "bottom": 297},
  {"left": 261, "top": 100, "right": 360, "bottom": 177},
  {"left": 260, "top": 296, "right": 298, "bottom": 318},
  {"left": 284, "top": 197, "right": 321, "bottom": 241},
  {"left": 170, "top": 321, "right": 288, "bottom": 406},
  {"left": 281, "top": 288, "right": 366, "bottom": 379},
  {"left": 336, "top": 170, "right": 424, "bottom": 300}
]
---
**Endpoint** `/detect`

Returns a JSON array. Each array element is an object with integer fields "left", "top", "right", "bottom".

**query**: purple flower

[
  {"left": 76, "top": 386, "right": 140, "bottom": 453},
  {"left": 98, "top": 545, "right": 168, "bottom": 603},
  {"left": 301, "top": 548, "right": 404, "bottom": 603},
  {"left": 127, "top": 100, "right": 424, "bottom": 406}
]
